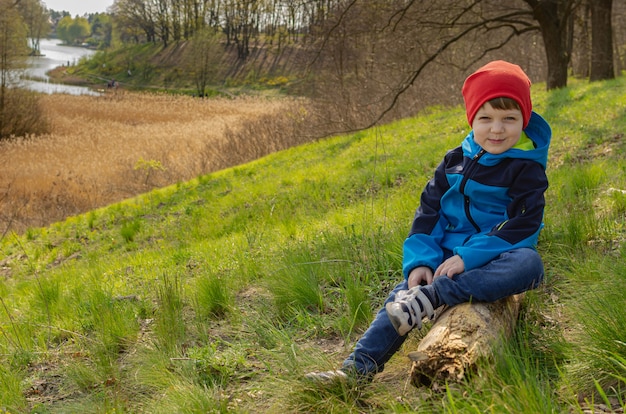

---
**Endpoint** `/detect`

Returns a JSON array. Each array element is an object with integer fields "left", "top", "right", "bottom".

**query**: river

[{"left": 22, "top": 38, "right": 100, "bottom": 96}]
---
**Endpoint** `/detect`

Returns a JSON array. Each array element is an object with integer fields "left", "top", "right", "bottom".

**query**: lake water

[{"left": 22, "top": 38, "right": 100, "bottom": 96}]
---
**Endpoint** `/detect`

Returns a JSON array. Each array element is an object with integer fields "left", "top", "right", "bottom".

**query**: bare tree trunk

[
  {"left": 573, "top": 1, "right": 591, "bottom": 78},
  {"left": 589, "top": 0, "right": 614, "bottom": 81},
  {"left": 525, "top": 0, "right": 575, "bottom": 89},
  {"left": 409, "top": 294, "right": 523, "bottom": 388}
]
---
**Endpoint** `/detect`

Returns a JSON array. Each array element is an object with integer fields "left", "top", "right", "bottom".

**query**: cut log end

[{"left": 409, "top": 294, "right": 523, "bottom": 388}]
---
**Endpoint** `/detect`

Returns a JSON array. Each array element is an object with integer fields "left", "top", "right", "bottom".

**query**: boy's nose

[{"left": 491, "top": 122, "right": 505, "bottom": 133}]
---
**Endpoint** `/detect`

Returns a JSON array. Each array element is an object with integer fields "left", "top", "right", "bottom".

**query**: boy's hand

[
  {"left": 434, "top": 255, "right": 465, "bottom": 278},
  {"left": 408, "top": 266, "right": 434, "bottom": 288}
]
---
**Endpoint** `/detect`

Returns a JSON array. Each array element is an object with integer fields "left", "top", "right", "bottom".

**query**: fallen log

[{"left": 408, "top": 294, "right": 523, "bottom": 388}]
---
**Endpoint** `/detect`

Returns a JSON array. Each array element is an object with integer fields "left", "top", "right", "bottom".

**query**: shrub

[{"left": 0, "top": 88, "right": 48, "bottom": 139}]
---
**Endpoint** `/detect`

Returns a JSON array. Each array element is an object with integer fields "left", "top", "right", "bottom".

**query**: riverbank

[
  {"left": 46, "top": 65, "right": 96, "bottom": 87},
  {"left": 23, "top": 38, "right": 100, "bottom": 95}
]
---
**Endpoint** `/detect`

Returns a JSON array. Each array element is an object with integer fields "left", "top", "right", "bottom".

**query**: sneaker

[
  {"left": 304, "top": 369, "right": 348, "bottom": 384},
  {"left": 385, "top": 286, "right": 435, "bottom": 336},
  {"left": 305, "top": 367, "right": 374, "bottom": 386}
]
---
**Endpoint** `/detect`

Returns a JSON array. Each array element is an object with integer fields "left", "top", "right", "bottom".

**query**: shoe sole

[
  {"left": 386, "top": 302, "right": 410, "bottom": 336},
  {"left": 304, "top": 370, "right": 348, "bottom": 383}
]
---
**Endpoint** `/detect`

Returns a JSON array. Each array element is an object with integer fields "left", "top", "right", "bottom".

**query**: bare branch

[
  {"left": 307, "top": 0, "right": 360, "bottom": 70},
  {"left": 364, "top": 18, "right": 505, "bottom": 130},
  {"left": 385, "top": 0, "right": 417, "bottom": 32},
  {"left": 449, "top": 0, "right": 484, "bottom": 26}
]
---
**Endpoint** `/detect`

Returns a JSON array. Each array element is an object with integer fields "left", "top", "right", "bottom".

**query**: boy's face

[{"left": 471, "top": 102, "right": 524, "bottom": 154}]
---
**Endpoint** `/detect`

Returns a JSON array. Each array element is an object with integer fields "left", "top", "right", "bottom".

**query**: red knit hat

[{"left": 462, "top": 60, "right": 532, "bottom": 128}]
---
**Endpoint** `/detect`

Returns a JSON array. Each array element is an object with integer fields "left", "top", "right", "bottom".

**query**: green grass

[
  {"left": 1, "top": 76, "right": 626, "bottom": 412},
  {"left": 71, "top": 42, "right": 283, "bottom": 96}
]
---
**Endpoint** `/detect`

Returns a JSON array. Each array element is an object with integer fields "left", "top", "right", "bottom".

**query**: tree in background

[
  {"left": 113, "top": 0, "right": 157, "bottom": 44},
  {"left": 67, "top": 16, "right": 91, "bottom": 44},
  {"left": 16, "top": 0, "right": 50, "bottom": 55},
  {"left": 89, "top": 13, "right": 113, "bottom": 48},
  {"left": 0, "top": 0, "right": 27, "bottom": 104},
  {"left": 184, "top": 27, "right": 221, "bottom": 97},
  {"left": 111, "top": 0, "right": 339, "bottom": 57},
  {"left": 221, "top": 0, "right": 259, "bottom": 60},
  {"left": 524, "top": 0, "right": 576, "bottom": 89},
  {"left": 589, "top": 0, "right": 614, "bottom": 80},
  {"left": 57, "top": 15, "right": 91, "bottom": 45},
  {"left": 0, "top": 0, "right": 47, "bottom": 139},
  {"left": 56, "top": 16, "right": 72, "bottom": 43},
  {"left": 48, "top": 9, "right": 70, "bottom": 30}
]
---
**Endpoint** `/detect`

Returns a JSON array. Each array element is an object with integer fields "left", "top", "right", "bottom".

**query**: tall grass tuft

[
  {"left": 120, "top": 218, "right": 141, "bottom": 243},
  {"left": 546, "top": 163, "right": 609, "bottom": 248},
  {"left": 485, "top": 335, "right": 564, "bottom": 413},
  {"left": 71, "top": 286, "right": 140, "bottom": 385},
  {"left": 143, "top": 380, "right": 230, "bottom": 413},
  {"left": 565, "top": 257, "right": 626, "bottom": 398},
  {"left": 294, "top": 379, "right": 370, "bottom": 414},
  {"left": 154, "top": 272, "right": 186, "bottom": 354},
  {"left": 340, "top": 274, "right": 372, "bottom": 336},
  {"left": 269, "top": 263, "right": 325, "bottom": 318},
  {"left": 0, "top": 363, "right": 27, "bottom": 411},
  {"left": 194, "top": 273, "right": 233, "bottom": 319}
]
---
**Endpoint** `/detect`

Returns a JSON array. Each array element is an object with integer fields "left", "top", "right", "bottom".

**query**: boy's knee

[{"left": 509, "top": 248, "right": 544, "bottom": 275}]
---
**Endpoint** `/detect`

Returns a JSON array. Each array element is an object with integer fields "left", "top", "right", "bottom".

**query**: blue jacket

[{"left": 403, "top": 111, "right": 552, "bottom": 277}]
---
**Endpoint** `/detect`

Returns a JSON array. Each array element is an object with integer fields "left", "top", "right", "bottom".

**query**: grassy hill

[
  {"left": 1, "top": 76, "right": 625, "bottom": 413},
  {"left": 51, "top": 41, "right": 293, "bottom": 96}
]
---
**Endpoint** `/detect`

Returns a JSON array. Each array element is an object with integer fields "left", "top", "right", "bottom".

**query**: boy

[{"left": 306, "top": 60, "right": 551, "bottom": 383}]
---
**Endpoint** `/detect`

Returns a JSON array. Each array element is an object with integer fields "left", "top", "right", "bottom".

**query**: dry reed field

[{"left": 0, "top": 92, "right": 301, "bottom": 234}]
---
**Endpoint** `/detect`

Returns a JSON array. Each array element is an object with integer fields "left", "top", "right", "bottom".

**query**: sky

[{"left": 43, "top": 0, "right": 115, "bottom": 15}]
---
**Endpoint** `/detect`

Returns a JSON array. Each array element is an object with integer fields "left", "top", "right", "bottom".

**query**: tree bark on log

[{"left": 408, "top": 294, "right": 523, "bottom": 388}]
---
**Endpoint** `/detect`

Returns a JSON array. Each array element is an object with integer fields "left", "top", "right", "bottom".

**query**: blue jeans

[{"left": 342, "top": 248, "right": 544, "bottom": 375}]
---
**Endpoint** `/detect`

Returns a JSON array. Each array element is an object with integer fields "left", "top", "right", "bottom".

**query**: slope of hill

[
  {"left": 51, "top": 40, "right": 297, "bottom": 96},
  {"left": 0, "top": 77, "right": 625, "bottom": 412}
]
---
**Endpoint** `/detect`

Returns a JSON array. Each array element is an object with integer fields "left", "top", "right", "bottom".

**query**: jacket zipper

[{"left": 459, "top": 149, "right": 485, "bottom": 233}]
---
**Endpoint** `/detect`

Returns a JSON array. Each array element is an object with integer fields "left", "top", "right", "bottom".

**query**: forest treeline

[
  {"left": 113, "top": 0, "right": 336, "bottom": 59},
  {"left": 1, "top": 0, "right": 625, "bottom": 140}
]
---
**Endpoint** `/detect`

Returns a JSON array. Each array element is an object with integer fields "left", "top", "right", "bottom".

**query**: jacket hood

[{"left": 461, "top": 111, "right": 551, "bottom": 169}]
